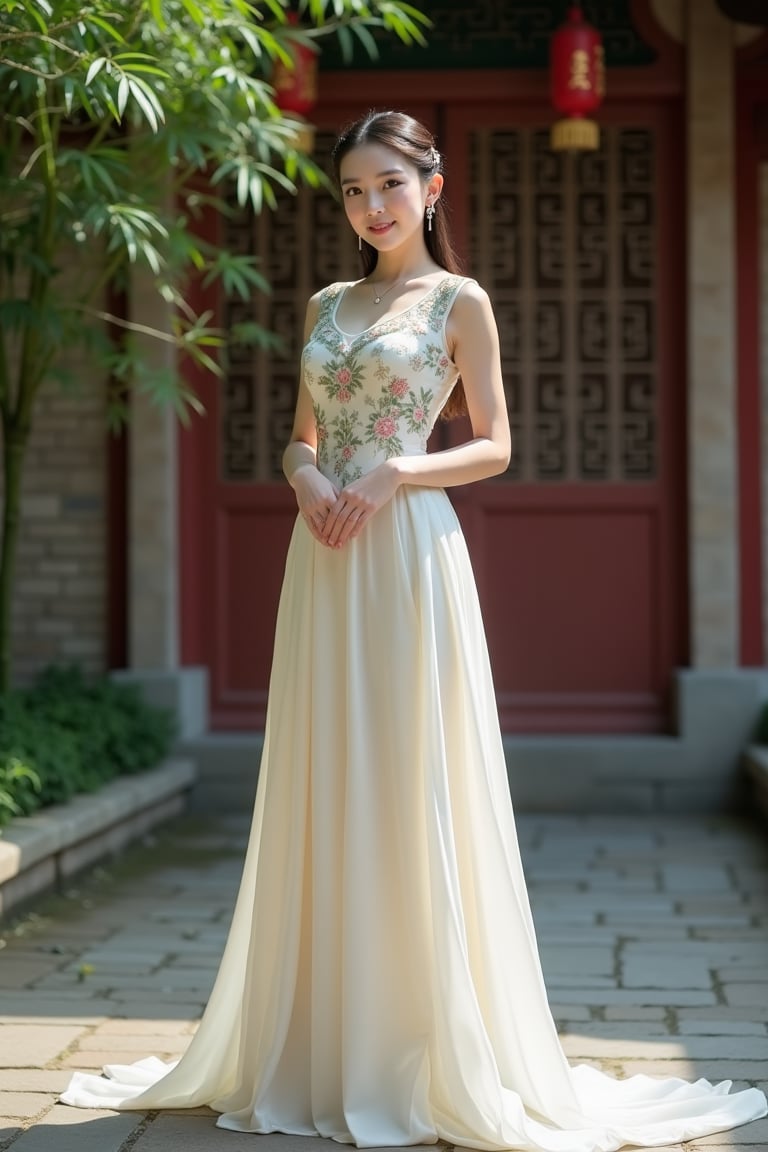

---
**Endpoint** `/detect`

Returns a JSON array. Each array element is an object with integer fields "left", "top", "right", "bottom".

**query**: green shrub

[
  {"left": 0, "top": 666, "right": 175, "bottom": 829},
  {"left": 0, "top": 757, "right": 41, "bottom": 824}
]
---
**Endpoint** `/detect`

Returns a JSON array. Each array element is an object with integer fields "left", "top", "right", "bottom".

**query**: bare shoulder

[
  {"left": 453, "top": 278, "right": 493, "bottom": 313},
  {"left": 446, "top": 279, "right": 497, "bottom": 352},
  {"left": 305, "top": 287, "right": 324, "bottom": 315},
  {"left": 306, "top": 280, "right": 353, "bottom": 313}
]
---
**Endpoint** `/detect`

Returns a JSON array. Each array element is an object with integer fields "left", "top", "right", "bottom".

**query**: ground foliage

[{"left": 0, "top": 664, "right": 176, "bottom": 828}]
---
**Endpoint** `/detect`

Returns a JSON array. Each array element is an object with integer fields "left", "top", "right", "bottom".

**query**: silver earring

[
  {"left": 358, "top": 234, "right": 362, "bottom": 251},
  {"left": 426, "top": 202, "right": 435, "bottom": 232}
]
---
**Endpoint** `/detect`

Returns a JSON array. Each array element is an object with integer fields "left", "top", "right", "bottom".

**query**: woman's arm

[
  {"left": 321, "top": 282, "right": 510, "bottom": 549},
  {"left": 283, "top": 294, "right": 340, "bottom": 543},
  {"left": 390, "top": 280, "right": 511, "bottom": 487}
]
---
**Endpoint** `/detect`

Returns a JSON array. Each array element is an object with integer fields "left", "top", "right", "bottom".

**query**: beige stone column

[
  {"left": 120, "top": 262, "right": 207, "bottom": 738},
  {"left": 687, "top": 0, "right": 738, "bottom": 666},
  {"left": 128, "top": 267, "right": 179, "bottom": 669}
]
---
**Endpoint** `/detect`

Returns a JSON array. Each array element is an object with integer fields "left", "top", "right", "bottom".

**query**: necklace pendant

[{"left": 374, "top": 296, "right": 381, "bottom": 304}]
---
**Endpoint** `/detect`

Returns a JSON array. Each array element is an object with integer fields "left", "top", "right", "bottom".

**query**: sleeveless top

[{"left": 301, "top": 274, "right": 471, "bottom": 487}]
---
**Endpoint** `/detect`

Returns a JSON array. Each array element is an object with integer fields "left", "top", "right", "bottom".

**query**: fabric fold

[{"left": 62, "top": 274, "right": 767, "bottom": 1148}]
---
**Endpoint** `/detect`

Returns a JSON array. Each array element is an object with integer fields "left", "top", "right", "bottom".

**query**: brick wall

[{"left": 9, "top": 354, "right": 108, "bottom": 686}]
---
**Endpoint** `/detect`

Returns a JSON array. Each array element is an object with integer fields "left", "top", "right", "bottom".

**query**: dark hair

[{"left": 332, "top": 110, "right": 467, "bottom": 419}]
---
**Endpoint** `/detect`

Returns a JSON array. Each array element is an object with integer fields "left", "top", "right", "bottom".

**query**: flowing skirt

[{"left": 62, "top": 487, "right": 767, "bottom": 1150}]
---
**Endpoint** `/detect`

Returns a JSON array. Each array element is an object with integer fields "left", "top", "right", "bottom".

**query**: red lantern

[
  {"left": 272, "top": 13, "right": 318, "bottom": 150},
  {"left": 550, "top": 6, "right": 605, "bottom": 151}
]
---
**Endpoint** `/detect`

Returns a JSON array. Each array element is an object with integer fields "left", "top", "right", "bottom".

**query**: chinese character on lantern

[
  {"left": 550, "top": 6, "right": 606, "bottom": 151},
  {"left": 569, "top": 48, "right": 591, "bottom": 91}
]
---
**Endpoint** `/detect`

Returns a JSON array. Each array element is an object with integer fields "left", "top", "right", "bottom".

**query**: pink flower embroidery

[
  {"left": 374, "top": 416, "right": 397, "bottom": 439},
  {"left": 413, "top": 407, "right": 425, "bottom": 423},
  {"left": 439, "top": 356, "right": 450, "bottom": 369},
  {"left": 388, "top": 377, "right": 409, "bottom": 398},
  {"left": 317, "top": 425, "right": 327, "bottom": 441},
  {"left": 341, "top": 445, "right": 354, "bottom": 461},
  {"left": 337, "top": 387, "right": 352, "bottom": 403},
  {"left": 336, "top": 367, "right": 352, "bottom": 385}
]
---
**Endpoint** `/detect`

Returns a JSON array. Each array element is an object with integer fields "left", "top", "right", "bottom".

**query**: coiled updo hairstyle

[{"left": 331, "top": 110, "right": 467, "bottom": 420}]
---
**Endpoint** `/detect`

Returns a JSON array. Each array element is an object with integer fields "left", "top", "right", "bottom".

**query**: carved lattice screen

[
  {"left": 221, "top": 125, "right": 656, "bottom": 484},
  {"left": 470, "top": 126, "right": 656, "bottom": 483}
]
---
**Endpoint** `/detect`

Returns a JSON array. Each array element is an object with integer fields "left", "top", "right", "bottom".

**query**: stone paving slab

[
  {"left": 618, "top": 1060, "right": 768, "bottom": 1081},
  {"left": 0, "top": 1097, "right": 53, "bottom": 1122},
  {"left": 6, "top": 1107, "right": 138, "bottom": 1152},
  {"left": 75, "top": 1033, "right": 190, "bottom": 1053},
  {"left": 722, "top": 983, "right": 768, "bottom": 1006},
  {"left": 131, "top": 1118, "right": 448, "bottom": 1152},
  {"left": 542, "top": 987, "right": 721, "bottom": 1005},
  {"left": 0, "top": 1074, "right": 71, "bottom": 1094},
  {"left": 692, "top": 1116, "right": 768, "bottom": 1144},
  {"left": 0, "top": 1026, "right": 84, "bottom": 1069},
  {"left": 0, "top": 811, "right": 765, "bottom": 1152},
  {"left": 92, "top": 1018, "right": 197, "bottom": 1036},
  {"left": 678, "top": 1020, "right": 767, "bottom": 1036},
  {"left": 562, "top": 1036, "right": 768, "bottom": 1060}
]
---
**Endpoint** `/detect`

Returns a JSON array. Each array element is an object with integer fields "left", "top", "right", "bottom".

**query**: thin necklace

[{"left": 369, "top": 276, "right": 404, "bottom": 306}]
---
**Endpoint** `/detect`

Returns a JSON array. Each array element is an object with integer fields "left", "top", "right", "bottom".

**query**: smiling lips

[{"left": 368, "top": 222, "right": 394, "bottom": 236}]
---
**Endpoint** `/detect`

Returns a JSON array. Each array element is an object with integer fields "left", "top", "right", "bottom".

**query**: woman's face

[{"left": 338, "top": 142, "right": 440, "bottom": 254}]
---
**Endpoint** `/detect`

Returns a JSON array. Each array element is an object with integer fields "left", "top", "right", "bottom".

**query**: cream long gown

[{"left": 62, "top": 276, "right": 767, "bottom": 1150}]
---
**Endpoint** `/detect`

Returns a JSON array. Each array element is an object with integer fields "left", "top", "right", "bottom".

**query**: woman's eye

[
  {"left": 383, "top": 179, "right": 401, "bottom": 189},
  {"left": 344, "top": 187, "right": 361, "bottom": 197}
]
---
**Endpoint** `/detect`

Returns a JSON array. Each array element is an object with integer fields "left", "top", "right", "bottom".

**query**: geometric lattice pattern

[
  {"left": 221, "top": 132, "right": 358, "bottom": 481},
  {"left": 223, "top": 126, "right": 657, "bottom": 484},
  {"left": 470, "top": 126, "right": 657, "bottom": 482}
]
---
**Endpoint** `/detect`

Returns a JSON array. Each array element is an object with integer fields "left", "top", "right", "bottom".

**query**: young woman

[{"left": 63, "top": 110, "right": 766, "bottom": 1151}]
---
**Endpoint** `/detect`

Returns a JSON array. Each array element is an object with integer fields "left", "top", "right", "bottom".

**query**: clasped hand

[{"left": 294, "top": 461, "right": 401, "bottom": 550}]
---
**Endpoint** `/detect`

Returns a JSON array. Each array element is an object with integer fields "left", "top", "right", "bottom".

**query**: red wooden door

[
  {"left": 181, "top": 98, "right": 686, "bottom": 734},
  {"left": 441, "top": 102, "right": 686, "bottom": 732}
]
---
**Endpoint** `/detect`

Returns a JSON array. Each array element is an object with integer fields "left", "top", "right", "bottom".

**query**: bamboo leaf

[
  {"left": 349, "top": 21, "right": 379, "bottom": 57},
  {"left": 85, "top": 57, "right": 106, "bottom": 86},
  {"left": 126, "top": 76, "right": 163, "bottom": 132},
  {"left": 80, "top": 14, "right": 127, "bottom": 43}
]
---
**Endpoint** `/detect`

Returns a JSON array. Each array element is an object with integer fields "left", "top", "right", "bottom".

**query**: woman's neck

[{"left": 368, "top": 256, "right": 441, "bottom": 283}]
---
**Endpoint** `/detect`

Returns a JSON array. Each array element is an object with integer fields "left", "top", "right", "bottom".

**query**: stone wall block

[{"left": 3, "top": 261, "right": 108, "bottom": 683}]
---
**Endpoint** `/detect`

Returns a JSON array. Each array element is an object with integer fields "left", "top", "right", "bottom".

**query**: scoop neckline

[{"left": 330, "top": 276, "right": 454, "bottom": 339}]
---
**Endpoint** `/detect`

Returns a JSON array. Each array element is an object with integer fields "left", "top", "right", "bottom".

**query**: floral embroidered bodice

[{"left": 302, "top": 275, "right": 470, "bottom": 486}]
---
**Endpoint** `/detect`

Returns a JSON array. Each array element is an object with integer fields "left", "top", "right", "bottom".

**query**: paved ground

[{"left": 0, "top": 809, "right": 766, "bottom": 1152}]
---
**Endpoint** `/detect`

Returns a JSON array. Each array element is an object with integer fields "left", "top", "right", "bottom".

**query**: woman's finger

[
  {"left": 304, "top": 512, "right": 325, "bottom": 543},
  {"left": 327, "top": 504, "right": 364, "bottom": 549},
  {"left": 338, "top": 509, "right": 364, "bottom": 546}
]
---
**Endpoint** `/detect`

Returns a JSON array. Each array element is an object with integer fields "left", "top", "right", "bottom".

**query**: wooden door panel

[
  {"left": 443, "top": 102, "right": 684, "bottom": 733},
  {"left": 453, "top": 486, "right": 661, "bottom": 732},
  {"left": 212, "top": 489, "right": 297, "bottom": 727}
]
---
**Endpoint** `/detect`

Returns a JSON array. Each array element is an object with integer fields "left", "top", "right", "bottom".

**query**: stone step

[
  {"left": 178, "top": 734, "right": 263, "bottom": 812},
  {"left": 0, "top": 758, "right": 197, "bottom": 921}
]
